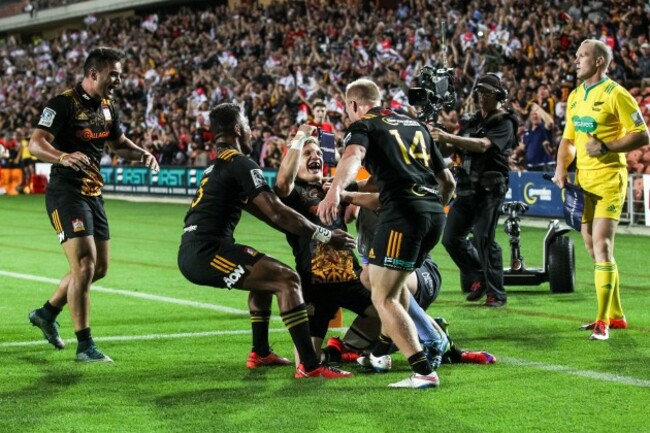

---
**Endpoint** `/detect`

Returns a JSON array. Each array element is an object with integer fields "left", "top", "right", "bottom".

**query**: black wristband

[
  {"left": 346, "top": 181, "right": 359, "bottom": 192},
  {"left": 599, "top": 142, "right": 608, "bottom": 155}
]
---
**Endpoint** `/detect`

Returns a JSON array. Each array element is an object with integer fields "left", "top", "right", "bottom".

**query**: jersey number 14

[{"left": 389, "top": 129, "right": 430, "bottom": 167}]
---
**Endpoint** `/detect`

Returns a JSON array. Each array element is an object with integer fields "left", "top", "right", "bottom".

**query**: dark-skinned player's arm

[{"left": 249, "top": 189, "right": 356, "bottom": 250}]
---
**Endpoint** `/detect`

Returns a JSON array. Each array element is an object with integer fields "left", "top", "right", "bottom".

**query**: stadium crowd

[{"left": 1, "top": 0, "right": 649, "bottom": 184}]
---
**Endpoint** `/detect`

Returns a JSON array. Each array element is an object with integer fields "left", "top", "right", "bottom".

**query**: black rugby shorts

[
  {"left": 178, "top": 239, "right": 265, "bottom": 290},
  {"left": 369, "top": 211, "right": 445, "bottom": 271},
  {"left": 45, "top": 188, "right": 109, "bottom": 243}
]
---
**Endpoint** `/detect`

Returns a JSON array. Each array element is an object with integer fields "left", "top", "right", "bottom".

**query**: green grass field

[{"left": 1, "top": 194, "right": 648, "bottom": 433}]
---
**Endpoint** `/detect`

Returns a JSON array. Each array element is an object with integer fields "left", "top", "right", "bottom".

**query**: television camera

[{"left": 407, "top": 66, "right": 457, "bottom": 123}]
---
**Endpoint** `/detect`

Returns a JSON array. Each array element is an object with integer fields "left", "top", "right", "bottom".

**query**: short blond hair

[
  {"left": 581, "top": 39, "right": 612, "bottom": 69},
  {"left": 346, "top": 78, "right": 381, "bottom": 105}
]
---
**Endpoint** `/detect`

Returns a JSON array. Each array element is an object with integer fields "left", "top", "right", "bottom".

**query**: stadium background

[
  {"left": 1, "top": 0, "right": 649, "bottom": 224},
  {"left": 0, "top": 2, "right": 649, "bottom": 432}
]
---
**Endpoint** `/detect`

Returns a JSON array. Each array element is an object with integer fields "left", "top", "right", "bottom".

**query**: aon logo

[{"left": 223, "top": 265, "right": 245, "bottom": 288}]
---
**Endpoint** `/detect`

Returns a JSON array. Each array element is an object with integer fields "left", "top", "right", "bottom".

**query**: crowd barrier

[{"left": 29, "top": 163, "right": 650, "bottom": 226}]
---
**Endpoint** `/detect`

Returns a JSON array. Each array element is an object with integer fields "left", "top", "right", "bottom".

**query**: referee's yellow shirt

[{"left": 563, "top": 77, "right": 648, "bottom": 170}]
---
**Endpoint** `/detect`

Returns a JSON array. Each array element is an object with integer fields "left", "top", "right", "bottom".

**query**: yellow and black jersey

[
  {"left": 281, "top": 181, "right": 360, "bottom": 285},
  {"left": 345, "top": 107, "right": 447, "bottom": 214},
  {"left": 36, "top": 83, "right": 122, "bottom": 196},
  {"left": 182, "top": 148, "right": 271, "bottom": 242}
]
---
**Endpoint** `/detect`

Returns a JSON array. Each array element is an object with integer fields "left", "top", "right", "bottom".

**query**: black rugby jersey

[
  {"left": 36, "top": 84, "right": 122, "bottom": 196},
  {"left": 182, "top": 149, "right": 270, "bottom": 241},
  {"left": 345, "top": 107, "right": 447, "bottom": 213},
  {"left": 282, "top": 181, "right": 359, "bottom": 285}
]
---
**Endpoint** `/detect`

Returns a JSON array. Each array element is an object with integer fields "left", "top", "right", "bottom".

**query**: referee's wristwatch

[{"left": 599, "top": 142, "right": 609, "bottom": 155}]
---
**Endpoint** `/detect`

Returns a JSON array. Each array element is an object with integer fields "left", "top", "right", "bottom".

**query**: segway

[{"left": 460, "top": 201, "right": 576, "bottom": 294}]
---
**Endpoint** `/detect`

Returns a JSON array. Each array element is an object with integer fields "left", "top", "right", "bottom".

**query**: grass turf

[{"left": 0, "top": 194, "right": 648, "bottom": 433}]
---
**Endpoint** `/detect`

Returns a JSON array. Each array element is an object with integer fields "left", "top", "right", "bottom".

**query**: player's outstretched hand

[
  {"left": 328, "top": 229, "right": 356, "bottom": 250},
  {"left": 142, "top": 151, "right": 160, "bottom": 173}
]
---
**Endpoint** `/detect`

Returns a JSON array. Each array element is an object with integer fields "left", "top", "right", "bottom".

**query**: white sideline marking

[
  {"left": 4, "top": 270, "right": 649, "bottom": 388},
  {"left": 499, "top": 356, "right": 650, "bottom": 388},
  {"left": 0, "top": 270, "right": 249, "bottom": 315},
  {"left": 0, "top": 328, "right": 284, "bottom": 348},
  {"left": 0, "top": 327, "right": 347, "bottom": 348}
]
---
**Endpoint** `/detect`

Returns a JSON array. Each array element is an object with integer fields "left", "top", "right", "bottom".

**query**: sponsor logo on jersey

[
  {"left": 571, "top": 115, "right": 597, "bottom": 133},
  {"left": 72, "top": 218, "right": 85, "bottom": 232},
  {"left": 381, "top": 117, "right": 420, "bottom": 127},
  {"left": 250, "top": 169, "right": 266, "bottom": 188},
  {"left": 38, "top": 108, "right": 56, "bottom": 127},
  {"left": 244, "top": 247, "right": 258, "bottom": 257},
  {"left": 76, "top": 112, "right": 89, "bottom": 121},
  {"left": 183, "top": 225, "right": 197, "bottom": 233},
  {"left": 76, "top": 129, "right": 110, "bottom": 141},
  {"left": 631, "top": 111, "right": 644, "bottom": 127}
]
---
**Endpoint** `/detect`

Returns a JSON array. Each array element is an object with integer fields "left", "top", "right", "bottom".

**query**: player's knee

[
  {"left": 93, "top": 264, "right": 108, "bottom": 281},
  {"left": 73, "top": 258, "right": 96, "bottom": 287},
  {"left": 276, "top": 267, "right": 302, "bottom": 297},
  {"left": 370, "top": 290, "right": 391, "bottom": 310}
]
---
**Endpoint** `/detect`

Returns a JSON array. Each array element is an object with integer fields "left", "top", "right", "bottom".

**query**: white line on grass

[
  {"left": 0, "top": 269, "right": 249, "bottom": 315},
  {"left": 3, "top": 270, "right": 650, "bottom": 388},
  {"left": 2, "top": 328, "right": 649, "bottom": 388},
  {"left": 499, "top": 356, "right": 650, "bottom": 388},
  {"left": 0, "top": 328, "right": 286, "bottom": 348}
]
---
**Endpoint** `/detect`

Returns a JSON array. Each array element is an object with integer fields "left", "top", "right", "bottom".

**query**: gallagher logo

[
  {"left": 77, "top": 129, "right": 109, "bottom": 141},
  {"left": 523, "top": 182, "right": 552, "bottom": 204},
  {"left": 571, "top": 116, "right": 597, "bottom": 133}
]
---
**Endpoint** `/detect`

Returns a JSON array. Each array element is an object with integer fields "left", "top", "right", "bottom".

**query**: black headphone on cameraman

[{"left": 484, "top": 73, "right": 508, "bottom": 103}]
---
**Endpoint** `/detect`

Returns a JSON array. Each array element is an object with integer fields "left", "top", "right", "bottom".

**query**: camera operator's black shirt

[
  {"left": 182, "top": 149, "right": 270, "bottom": 242},
  {"left": 282, "top": 181, "right": 359, "bottom": 285},
  {"left": 461, "top": 109, "right": 516, "bottom": 177},
  {"left": 36, "top": 84, "right": 122, "bottom": 196},
  {"left": 345, "top": 107, "right": 447, "bottom": 214}
]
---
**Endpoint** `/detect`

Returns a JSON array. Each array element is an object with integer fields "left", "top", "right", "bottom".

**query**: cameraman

[{"left": 430, "top": 74, "right": 518, "bottom": 308}]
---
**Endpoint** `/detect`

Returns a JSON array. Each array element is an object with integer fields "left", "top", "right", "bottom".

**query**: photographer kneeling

[{"left": 430, "top": 74, "right": 518, "bottom": 307}]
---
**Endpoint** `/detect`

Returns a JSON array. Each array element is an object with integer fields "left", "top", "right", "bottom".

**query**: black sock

[
  {"left": 40, "top": 301, "right": 62, "bottom": 321},
  {"left": 250, "top": 310, "right": 271, "bottom": 356},
  {"left": 75, "top": 328, "right": 93, "bottom": 351},
  {"left": 408, "top": 351, "right": 433, "bottom": 375},
  {"left": 281, "top": 304, "right": 319, "bottom": 371},
  {"left": 321, "top": 346, "right": 341, "bottom": 363},
  {"left": 371, "top": 334, "right": 393, "bottom": 356}
]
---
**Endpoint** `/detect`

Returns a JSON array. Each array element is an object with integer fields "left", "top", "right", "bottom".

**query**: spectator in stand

[
  {"left": 0, "top": 1, "right": 648, "bottom": 168},
  {"left": 524, "top": 84, "right": 556, "bottom": 118},
  {"left": 307, "top": 100, "right": 334, "bottom": 134},
  {"left": 520, "top": 104, "right": 555, "bottom": 172}
]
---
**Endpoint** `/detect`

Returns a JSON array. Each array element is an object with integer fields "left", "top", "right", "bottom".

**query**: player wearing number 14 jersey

[{"left": 317, "top": 78, "right": 455, "bottom": 388}]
